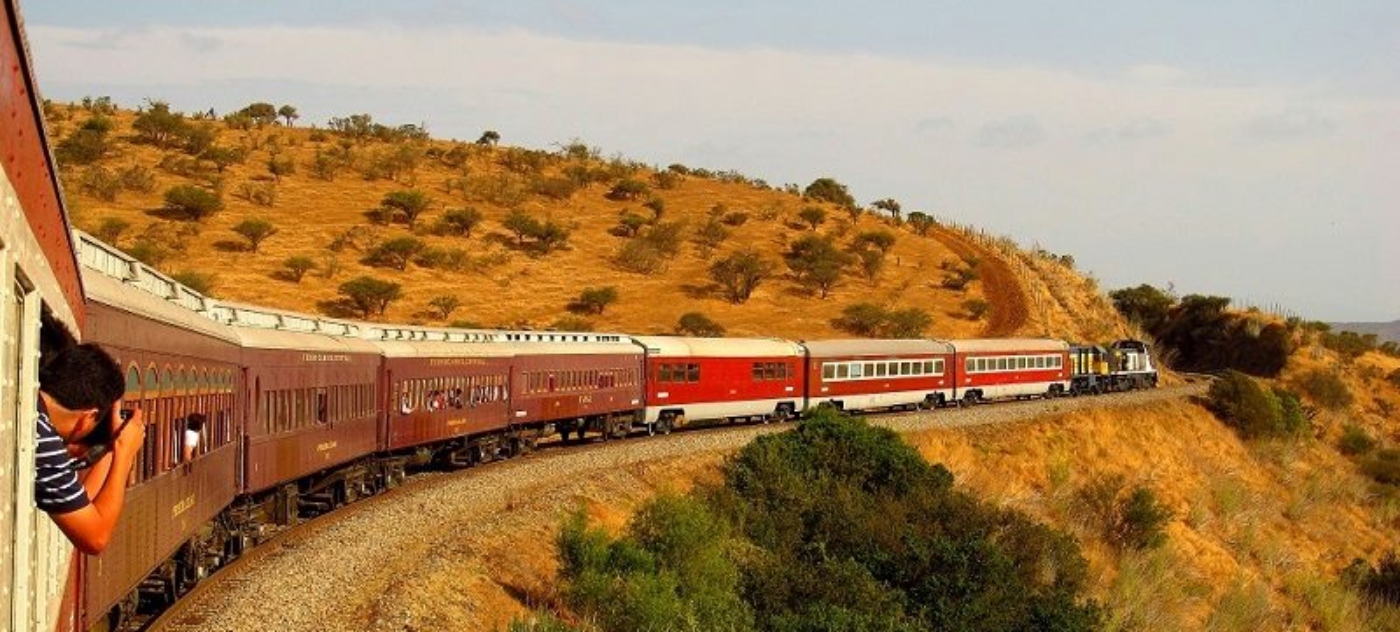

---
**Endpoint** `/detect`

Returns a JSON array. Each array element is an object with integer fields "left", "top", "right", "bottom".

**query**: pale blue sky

[{"left": 21, "top": 1, "right": 1400, "bottom": 321}]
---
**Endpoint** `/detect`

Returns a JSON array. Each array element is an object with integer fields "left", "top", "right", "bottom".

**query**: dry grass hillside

[{"left": 45, "top": 100, "right": 1127, "bottom": 341}]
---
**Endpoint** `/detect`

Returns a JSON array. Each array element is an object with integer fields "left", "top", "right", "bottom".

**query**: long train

[{"left": 0, "top": 3, "right": 1156, "bottom": 629}]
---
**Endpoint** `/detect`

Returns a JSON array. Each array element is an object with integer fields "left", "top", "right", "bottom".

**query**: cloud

[
  {"left": 977, "top": 115, "right": 1044, "bottom": 148},
  {"left": 1085, "top": 117, "right": 1171, "bottom": 143},
  {"left": 1126, "top": 64, "right": 1190, "bottom": 84},
  {"left": 913, "top": 116, "right": 955, "bottom": 135},
  {"left": 1242, "top": 108, "right": 1338, "bottom": 140}
]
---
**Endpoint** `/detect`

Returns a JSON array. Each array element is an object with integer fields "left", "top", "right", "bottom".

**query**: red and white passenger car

[
  {"left": 633, "top": 336, "right": 804, "bottom": 431},
  {"left": 950, "top": 338, "right": 1071, "bottom": 404}
]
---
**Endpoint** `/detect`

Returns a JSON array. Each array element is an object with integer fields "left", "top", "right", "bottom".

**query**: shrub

[
  {"left": 607, "top": 178, "right": 649, "bottom": 201},
  {"left": 611, "top": 212, "right": 649, "bottom": 238},
  {"left": 567, "top": 286, "right": 619, "bottom": 315},
  {"left": 436, "top": 207, "right": 483, "bottom": 238},
  {"left": 1345, "top": 552, "right": 1400, "bottom": 606},
  {"left": 92, "top": 217, "right": 131, "bottom": 245},
  {"left": 652, "top": 170, "right": 681, "bottom": 190},
  {"left": 797, "top": 206, "right": 827, "bottom": 230},
  {"left": 708, "top": 249, "right": 774, "bottom": 304},
  {"left": 1361, "top": 449, "right": 1400, "bottom": 486},
  {"left": 643, "top": 196, "right": 665, "bottom": 220},
  {"left": 692, "top": 218, "right": 730, "bottom": 255},
  {"left": 337, "top": 276, "right": 402, "bottom": 317},
  {"left": 428, "top": 295, "right": 461, "bottom": 320},
  {"left": 530, "top": 175, "right": 580, "bottom": 200},
  {"left": 1074, "top": 474, "right": 1172, "bottom": 551},
  {"left": 550, "top": 316, "right": 595, "bottom": 332},
  {"left": 1319, "top": 330, "right": 1378, "bottom": 361},
  {"left": 785, "top": 235, "right": 850, "bottom": 298},
  {"left": 907, "top": 211, "right": 937, "bottom": 236},
  {"left": 163, "top": 184, "right": 224, "bottom": 221},
  {"left": 614, "top": 239, "right": 667, "bottom": 275},
  {"left": 413, "top": 247, "right": 471, "bottom": 272},
  {"left": 1338, "top": 425, "right": 1376, "bottom": 456},
  {"left": 676, "top": 312, "right": 725, "bottom": 337},
  {"left": 1388, "top": 369, "right": 1400, "bottom": 389},
  {"left": 1206, "top": 370, "right": 1305, "bottom": 439},
  {"left": 362, "top": 237, "right": 426, "bottom": 271},
  {"left": 1295, "top": 369, "right": 1354, "bottom": 411},
  {"left": 231, "top": 218, "right": 278, "bottom": 253},
  {"left": 720, "top": 211, "right": 748, "bottom": 226},
  {"left": 803, "top": 177, "right": 856, "bottom": 208},
  {"left": 117, "top": 164, "right": 156, "bottom": 192},
  {"left": 281, "top": 256, "right": 316, "bottom": 282},
  {"left": 78, "top": 166, "right": 121, "bottom": 201},
  {"left": 853, "top": 230, "right": 896, "bottom": 253},
  {"left": 381, "top": 189, "right": 432, "bottom": 228},
  {"left": 853, "top": 248, "right": 884, "bottom": 282},
  {"left": 170, "top": 271, "right": 215, "bottom": 295},
  {"left": 963, "top": 298, "right": 991, "bottom": 320}
]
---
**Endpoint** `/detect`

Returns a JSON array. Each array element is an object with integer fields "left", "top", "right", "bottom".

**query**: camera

[{"left": 80, "top": 407, "right": 135, "bottom": 447}]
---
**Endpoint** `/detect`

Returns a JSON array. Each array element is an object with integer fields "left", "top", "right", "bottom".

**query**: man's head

[
  {"left": 38, "top": 343, "right": 124, "bottom": 445},
  {"left": 186, "top": 413, "right": 206, "bottom": 432}
]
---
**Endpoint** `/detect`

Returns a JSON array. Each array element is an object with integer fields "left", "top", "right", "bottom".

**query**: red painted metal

[
  {"left": 644, "top": 355, "right": 801, "bottom": 407},
  {"left": 0, "top": 1, "right": 84, "bottom": 324}
]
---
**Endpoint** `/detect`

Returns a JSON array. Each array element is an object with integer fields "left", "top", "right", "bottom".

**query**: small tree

[
  {"left": 797, "top": 206, "right": 827, "bottom": 231},
  {"left": 607, "top": 178, "right": 649, "bottom": 201},
  {"left": 437, "top": 207, "right": 483, "bottom": 238},
  {"left": 163, "top": 184, "right": 224, "bottom": 221},
  {"left": 428, "top": 295, "right": 462, "bottom": 320},
  {"left": 477, "top": 130, "right": 500, "bottom": 146},
  {"left": 614, "top": 212, "right": 649, "bottom": 238},
  {"left": 785, "top": 235, "right": 849, "bottom": 298},
  {"left": 871, "top": 198, "right": 903, "bottom": 220},
  {"left": 832, "top": 303, "right": 887, "bottom": 337},
  {"left": 363, "top": 236, "right": 427, "bottom": 271},
  {"left": 502, "top": 209, "right": 541, "bottom": 247},
  {"left": 337, "top": 276, "right": 402, "bottom": 317},
  {"left": 202, "top": 146, "right": 244, "bottom": 173},
  {"left": 267, "top": 156, "right": 296, "bottom": 183},
  {"left": 693, "top": 218, "right": 730, "bottom": 256},
  {"left": 568, "top": 286, "right": 619, "bottom": 315},
  {"left": 906, "top": 211, "right": 937, "bottom": 236},
  {"left": 277, "top": 104, "right": 299, "bottom": 127},
  {"left": 709, "top": 248, "right": 775, "bottom": 304},
  {"left": 677, "top": 312, "right": 725, "bottom": 337},
  {"left": 883, "top": 307, "right": 932, "bottom": 338},
  {"left": 854, "top": 247, "right": 885, "bottom": 282},
  {"left": 533, "top": 219, "right": 573, "bottom": 254},
  {"left": 232, "top": 218, "right": 278, "bottom": 253},
  {"left": 804, "top": 177, "right": 856, "bottom": 208},
  {"left": 853, "top": 230, "right": 896, "bottom": 253},
  {"left": 382, "top": 189, "right": 432, "bottom": 229},
  {"left": 963, "top": 298, "right": 991, "bottom": 320},
  {"left": 281, "top": 255, "right": 316, "bottom": 282}
]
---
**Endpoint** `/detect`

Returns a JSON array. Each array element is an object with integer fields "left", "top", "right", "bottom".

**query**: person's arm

[{"left": 51, "top": 408, "right": 145, "bottom": 555}]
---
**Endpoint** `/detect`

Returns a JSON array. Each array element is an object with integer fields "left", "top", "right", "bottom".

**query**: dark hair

[
  {"left": 186, "top": 413, "right": 206, "bottom": 432},
  {"left": 39, "top": 308, "right": 78, "bottom": 369},
  {"left": 38, "top": 343, "right": 124, "bottom": 412}
]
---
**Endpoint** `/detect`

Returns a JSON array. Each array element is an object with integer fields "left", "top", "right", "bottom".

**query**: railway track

[{"left": 147, "top": 382, "right": 1206, "bottom": 631}]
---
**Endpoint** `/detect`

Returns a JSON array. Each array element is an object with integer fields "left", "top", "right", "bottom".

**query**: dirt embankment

[{"left": 930, "top": 225, "right": 1030, "bottom": 337}]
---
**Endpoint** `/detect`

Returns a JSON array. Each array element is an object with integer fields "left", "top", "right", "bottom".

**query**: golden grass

[{"left": 50, "top": 103, "right": 1127, "bottom": 341}]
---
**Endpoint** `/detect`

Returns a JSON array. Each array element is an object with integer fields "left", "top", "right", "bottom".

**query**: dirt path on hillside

[{"left": 930, "top": 226, "right": 1029, "bottom": 337}]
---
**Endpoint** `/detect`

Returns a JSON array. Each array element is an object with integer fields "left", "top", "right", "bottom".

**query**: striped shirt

[{"left": 35, "top": 403, "right": 90, "bottom": 514}]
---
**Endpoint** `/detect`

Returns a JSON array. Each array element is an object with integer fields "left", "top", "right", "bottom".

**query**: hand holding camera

[{"left": 111, "top": 405, "right": 145, "bottom": 455}]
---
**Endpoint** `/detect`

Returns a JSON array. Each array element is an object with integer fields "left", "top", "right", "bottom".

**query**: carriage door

[{"left": 0, "top": 277, "right": 25, "bottom": 630}]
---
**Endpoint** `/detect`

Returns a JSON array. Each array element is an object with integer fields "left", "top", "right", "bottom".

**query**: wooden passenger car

[
  {"left": 802, "top": 339, "right": 956, "bottom": 412},
  {"left": 632, "top": 336, "right": 804, "bottom": 429},
  {"left": 76, "top": 237, "right": 244, "bottom": 624},
  {"left": 208, "top": 304, "right": 382, "bottom": 524},
  {"left": 368, "top": 325, "right": 515, "bottom": 466},
  {"left": 950, "top": 338, "right": 1071, "bottom": 403},
  {"left": 505, "top": 332, "right": 645, "bottom": 440}
]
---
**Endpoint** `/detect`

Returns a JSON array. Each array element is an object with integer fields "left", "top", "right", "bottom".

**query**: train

[
  {"left": 0, "top": 3, "right": 1155, "bottom": 630},
  {"left": 71, "top": 231, "right": 1158, "bottom": 630}
]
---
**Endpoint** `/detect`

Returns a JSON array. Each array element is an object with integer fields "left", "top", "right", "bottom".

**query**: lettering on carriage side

[
  {"left": 579, "top": 394, "right": 593, "bottom": 405},
  {"left": 172, "top": 493, "right": 196, "bottom": 519},
  {"left": 303, "top": 353, "right": 351, "bottom": 363},
  {"left": 317, "top": 440, "right": 338, "bottom": 452},
  {"left": 446, "top": 417, "right": 469, "bottom": 428},
  {"left": 428, "top": 358, "right": 487, "bottom": 367}
]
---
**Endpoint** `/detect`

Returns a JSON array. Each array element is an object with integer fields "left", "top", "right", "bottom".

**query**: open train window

[{"left": 686, "top": 363, "right": 700, "bottom": 383}]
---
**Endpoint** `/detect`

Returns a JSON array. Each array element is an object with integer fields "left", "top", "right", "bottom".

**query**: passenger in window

[
  {"left": 182, "top": 413, "right": 206, "bottom": 462},
  {"left": 399, "top": 390, "right": 414, "bottom": 415},
  {"left": 35, "top": 342, "right": 145, "bottom": 555}
]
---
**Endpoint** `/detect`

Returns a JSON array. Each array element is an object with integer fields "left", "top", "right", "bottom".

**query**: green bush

[
  {"left": 676, "top": 312, "right": 725, "bottom": 337},
  {"left": 1206, "top": 370, "right": 1308, "bottom": 439},
  {"left": 1296, "top": 369, "right": 1354, "bottom": 410},
  {"left": 1361, "top": 449, "right": 1400, "bottom": 486},
  {"left": 163, "top": 184, "right": 224, "bottom": 221},
  {"left": 1338, "top": 424, "right": 1376, "bottom": 456},
  {"left": 1344, "top": 552, "right": 1400, "bottom": 606},
  {"left": 1075, "top": 474, "right": 1173, "bottom": 551},
  {"left": 567, "top": 286, "right": 619, "bottom": 315}
]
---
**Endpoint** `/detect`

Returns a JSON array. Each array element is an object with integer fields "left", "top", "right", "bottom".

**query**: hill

[
  {"left": 1332, "top": 320, "right": 1400, "bottom": 345},
  {"left": 44, "top": 99, "right": 1128, "bottom": 342}
]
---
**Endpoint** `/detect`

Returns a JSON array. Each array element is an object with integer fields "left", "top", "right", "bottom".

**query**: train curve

[{"left": 151, "top": 383, "right": 1205, "bottom": 632}]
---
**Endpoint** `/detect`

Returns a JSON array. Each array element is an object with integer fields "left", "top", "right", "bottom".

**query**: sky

[{"left": 20, "top": 1, "right": 1400, "bottom": 322}]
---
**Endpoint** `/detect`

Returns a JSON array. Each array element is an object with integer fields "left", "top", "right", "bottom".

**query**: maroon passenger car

[
  {"left": 371, "top": 326, "right": 515, "bottom": 466},
  {"left": 77, "top": 241, "right": 243, "bottom": 625},
  {"left": 506, "top": 333, "right": 645, "bottom": 440},
  {"left": 211, "top": 304, "right": 382, "bottom": 528}
]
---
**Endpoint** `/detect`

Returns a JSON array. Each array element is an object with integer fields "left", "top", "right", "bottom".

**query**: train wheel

[{"left": 659, "top": 415, "right": 675, "bottom": 434}]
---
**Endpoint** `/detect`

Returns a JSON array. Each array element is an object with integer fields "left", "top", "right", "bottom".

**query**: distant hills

[{"left": 1331, "top": 320, "right": 1400, "bottom": 344}]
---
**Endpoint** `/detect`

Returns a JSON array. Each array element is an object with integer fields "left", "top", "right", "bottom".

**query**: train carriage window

[
  {"left": 317, "top": 388, "right": 328, "bottom": 423},
  {"left": 834, "top": 364, "right": 848, "bottom": 379},
  {"left": 900, "top": 362, "right": 911, "bottom": 376},
  {"left": 822, "top": 364, "right": 835, "bottom": 381},
  {"left": 872, "top": 363, "right": 884, "bottom": 377},
  {"left": 686, "top": 364, "right": 700, "bottom": 383},
  {"left": 752, "top": 363, "right": 764, "bottom": 381},
  {"left": 921, "top": 361, "right": 932, "bottom": 374},
  {"left": 935, "top": 359, "right": 945, "bottom": 374}
]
